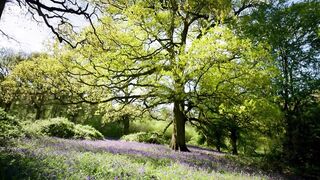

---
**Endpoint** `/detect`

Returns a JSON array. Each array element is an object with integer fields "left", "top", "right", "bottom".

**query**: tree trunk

[
  {"left": 282, "top": 56, "right": 296, "bottom": 161},
  {"left": 122, "top": 88, "right": 130, "bottom": 135},
  {"left": 4, "top": 102, "right": 11, "bottom": 112},
  {"left": 283, "top": 112, "right": 297, "bottom": 162},
  {"left": 70, "top": 113, "right": 78, "bottom": 122},
  {"left": 216, "top": 135, "right": 222, "bottom": 152},
  {"left": 0, "top": 0, "right": 6, "bottom": 20},
  {"left": 123, "top": 115, "right": 130, "bottom": 135},
  {"left": 216, "top": 144, "right": 221, "bottom": 152},
  {"left": 170, "top": 101, "right": 189, "bottom": 151},
  {"left": 35, "top": 105, "right": 43, "bottom": 120},
  {"left": 51, "top": 105, "right": 60, "bottom": 118},
  {"left": 230, "top": 127, "right": 238, "bottom": 155}
]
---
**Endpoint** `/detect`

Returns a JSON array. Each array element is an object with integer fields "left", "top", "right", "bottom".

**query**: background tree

[
  {"left": 2, "top": 54, "right": 60, "bottom": 119},
  {"left": 0, "top": 48, "right": 27, "bottom": 111},
  {"left": 98, "top": 101, "right": 144, "bottom": 135},
  {"left": 240, "top": 0, "right": 320, "bottom": 175},
  {"left": 1, "top": 52, "right": 102, "bottom": 119},
  {"left": 190, "top": 39, "right": 281, "bottom": 154}
]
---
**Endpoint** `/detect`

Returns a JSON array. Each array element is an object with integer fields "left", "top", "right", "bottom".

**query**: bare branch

[{"left": 0, "top": 29, "right": 19, "bottom": 43}]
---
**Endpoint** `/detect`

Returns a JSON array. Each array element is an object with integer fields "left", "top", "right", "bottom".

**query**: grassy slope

[{"left": 0, "top": 137, "right": 283, "bottom": 180}]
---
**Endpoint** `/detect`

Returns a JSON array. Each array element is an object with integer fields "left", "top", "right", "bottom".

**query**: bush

[
  {"left": 0, "top": 108, "right": 21, "bottom": 145},
  {"left": 23, "top": 117, "right": 104, "bottom": 140},
  {"left": 74, "top": 124, "right": 104, "bottom": 140},
  {"left": 121, "top": 132, "right": 168, "bottom": 144},
  {"left": 44, "top": 118, "right": 75, "bottom": 138}
]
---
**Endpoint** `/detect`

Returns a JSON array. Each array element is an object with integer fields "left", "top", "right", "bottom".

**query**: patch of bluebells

[
  {"left": 54, "top": 138, "right": 256, "bottom": 174},
  {"left": 1, "top": 137, "right": 284, "bottom": 179}
]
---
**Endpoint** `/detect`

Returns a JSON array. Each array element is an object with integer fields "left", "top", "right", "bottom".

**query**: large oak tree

[{"left": 60, "top": 0, "right": 271, "bottom": 151}]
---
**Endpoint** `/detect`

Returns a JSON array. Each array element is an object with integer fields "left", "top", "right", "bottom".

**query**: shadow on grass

[{"left": 0, "top": 148, "right": 62, "bottom": 180}]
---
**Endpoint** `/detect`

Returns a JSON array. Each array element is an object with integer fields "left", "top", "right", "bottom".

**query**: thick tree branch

[{"left": 0, "top": 0, "right": 6, "bottom": 19}]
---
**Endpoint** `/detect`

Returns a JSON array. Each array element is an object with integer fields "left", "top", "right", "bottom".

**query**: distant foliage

[
  {"left": 130, "top": 120, "right": 198, "bottom": 144},
  {"left": 23, "top": 117, "right": 103, "bottom": 140},
  {"left": 0, "top": 108, "right": 21, "bottom": 145},
  {"left": 121, "top": 132, "right": 168, "bottom": 144},
  {"left": 95, "top": 121, "right": 124, "bottom": 139}
]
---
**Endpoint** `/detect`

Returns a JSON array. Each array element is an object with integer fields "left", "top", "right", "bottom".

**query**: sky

[
  {"left": 0, "top": 3, "right": 53, "bottom": 53},
  {"left": 0, "top": 1, "right": 95, "bottom": 53}
]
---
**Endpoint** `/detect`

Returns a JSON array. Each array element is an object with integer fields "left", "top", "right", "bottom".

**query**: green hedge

[{"left": 23, "top": 117, "right": 104, "bottom": 140}]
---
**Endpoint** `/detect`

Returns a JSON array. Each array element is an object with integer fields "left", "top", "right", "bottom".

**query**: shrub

[
  {"left": 43, "top": 118, "right": 75, "bottom": 138},
  {"left": 0, "top": 108, "right": 21, "bottom": 145},
  {"left": 23, "top": 117, "right": 74, "bottom": 138},
  {"left": 121, "top": 132, "right": 168, "bottom": 144},
  {"left": 74, "top": 124, "right": 104, "bottom": 140},
  {"left": 23, "top": 117, "right": 103, "bottom": 140}
]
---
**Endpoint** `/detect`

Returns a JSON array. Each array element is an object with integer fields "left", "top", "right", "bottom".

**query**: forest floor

[{"left": 0, "top": 137, "right": 286, "bottom": 179}]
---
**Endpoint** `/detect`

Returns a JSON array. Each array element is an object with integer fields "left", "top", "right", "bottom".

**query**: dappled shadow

[{"left": 0, "top": 148, "right": 62, "bottom": 179}]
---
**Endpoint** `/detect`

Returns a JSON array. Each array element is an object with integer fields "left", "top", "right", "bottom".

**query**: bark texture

[
  {"left": 123, "top": 115, "right": 130, "bottom": 135},
  {"left": 230, "top": 127, "right": 238, "bottom": 155},
  {"left": 170, "top": 101, "right": 189, "bottom": 152}
]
